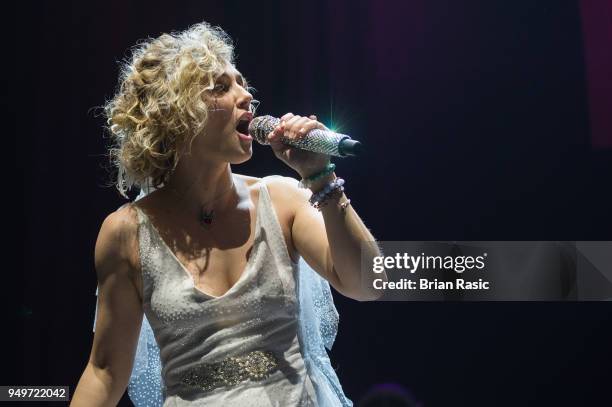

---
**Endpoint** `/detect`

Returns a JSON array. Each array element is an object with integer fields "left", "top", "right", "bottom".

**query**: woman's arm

[
  {"left": 295, "top": 175, "right": 384, "bottom": 301},
  {"left": 265, "top": 113, "right": 385, "bottom": 301},
  {"left": 71, "top": 208, "right": 143, "bottom": 406},
  {"left": 270, "top": 176, "right": 384, "bottom": 302}
]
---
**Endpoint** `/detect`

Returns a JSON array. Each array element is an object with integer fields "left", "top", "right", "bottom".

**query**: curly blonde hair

[{"left": 103, "top": 22, "right": 239, "bottom": 198}]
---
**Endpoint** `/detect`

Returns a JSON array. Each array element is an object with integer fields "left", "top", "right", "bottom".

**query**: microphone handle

[
  {"left": 254, "top": 116, "right": 361, "bottom": 157},
  {"left": 281, "top": 128, "right": 353, "bottom": 157}
]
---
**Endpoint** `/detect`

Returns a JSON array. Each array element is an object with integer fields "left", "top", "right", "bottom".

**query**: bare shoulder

[
  {"left": 234, "top": 173, "right": 306, "bottom": 196},
  {"left": 233, "top": 173, "right": 263, "bottom": 191},
  {"left": 235, "top": 173, "right": 307, "bottom": 263},
  {"left": 240, "top": 173, "right": 314, "bottom": 217},
  {"left": 95, "top": 203, "right": 141, "bottom": 283},
  {"left": 258, "top": 174, "right": 311, "bottom": 207}
]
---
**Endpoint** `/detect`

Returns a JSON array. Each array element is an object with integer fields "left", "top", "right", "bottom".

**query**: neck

[{"left": 162, "top": 158, "right": 237, "bottom": 214}]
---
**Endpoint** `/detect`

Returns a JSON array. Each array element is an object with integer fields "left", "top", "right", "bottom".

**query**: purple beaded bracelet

[{"left": 309, "top": 178, "right": 345, "bottom": 210}]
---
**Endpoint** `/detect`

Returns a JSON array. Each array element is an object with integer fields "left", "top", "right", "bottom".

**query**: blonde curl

[{"left": 103, "top": 21, "right": 236, "bottom": 198}]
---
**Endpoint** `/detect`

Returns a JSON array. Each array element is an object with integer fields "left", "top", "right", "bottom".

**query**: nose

[{"left": 236, "top": 86, "right": 253, "bottom": 111}]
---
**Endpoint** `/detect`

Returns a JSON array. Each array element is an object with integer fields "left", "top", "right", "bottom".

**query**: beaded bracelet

[
  {"left": 309, "top": 178, "right": 345, "bottom": 210},
  {"left": 339, "top": 199, "right": 351, "bottom": 212},
  {"left": 313, "top": 186, "right": 345, "bottom": 210},
  {"left": 298, "top": 162, "right": 336, "bottom": 189}
]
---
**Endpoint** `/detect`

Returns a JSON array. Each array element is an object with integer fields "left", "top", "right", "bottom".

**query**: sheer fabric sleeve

[{"left": 296, "top": 257, "right": 354, "bottom": 406}]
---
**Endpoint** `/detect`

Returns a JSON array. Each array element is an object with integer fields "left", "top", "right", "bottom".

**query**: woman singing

[{"left": 72, "top": 21, "right": 381, "bottom": 406}]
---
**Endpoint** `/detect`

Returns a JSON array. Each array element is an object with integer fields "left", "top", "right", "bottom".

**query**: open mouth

[
  {"left": 236, "top": 119, "right": 250, "bottom": 136},
  {"left": 235, "top": 114, "right": 253, "bottom": 142}
]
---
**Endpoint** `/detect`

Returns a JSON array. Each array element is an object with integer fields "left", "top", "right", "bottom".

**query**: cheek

[
  {"left": 208, "top": 94, "right": 230, "bottom": 112},
  {"left": 206, "top": 112, "right": 230, "bottom": 133},
  {"left": 208, "top": 105, "right": 233, "bottom": 128}
]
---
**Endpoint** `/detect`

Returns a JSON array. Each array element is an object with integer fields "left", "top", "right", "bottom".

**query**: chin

[{"left": 230, "top": 147, "right": 253, "bottom": 165}]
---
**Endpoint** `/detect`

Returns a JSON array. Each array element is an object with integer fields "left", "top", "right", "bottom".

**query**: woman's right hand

[{"left": 71, "top": 206, "right": 143, "bottom": 406}]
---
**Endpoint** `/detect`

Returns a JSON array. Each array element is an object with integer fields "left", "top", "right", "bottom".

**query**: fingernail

[{"left": 299, "top": 127, "right": 305, "bottom": 134}]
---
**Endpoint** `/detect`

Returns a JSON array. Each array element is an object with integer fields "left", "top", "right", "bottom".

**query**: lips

[{"left": 236, "top": 130, "right": 253, "bottom": 141}]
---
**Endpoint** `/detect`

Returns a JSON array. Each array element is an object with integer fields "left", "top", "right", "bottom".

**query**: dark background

[{"left": 12, "top": 0, "right": 612, "bottom": 406}]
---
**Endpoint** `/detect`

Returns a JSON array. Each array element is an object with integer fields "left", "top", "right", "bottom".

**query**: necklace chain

[{"left": 165, "top": 177, "right": 236, "bottom": 229}]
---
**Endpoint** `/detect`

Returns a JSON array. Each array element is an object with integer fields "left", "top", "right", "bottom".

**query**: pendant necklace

[{"left": 167, "top": 177, "right": 237, "bottom": 230}]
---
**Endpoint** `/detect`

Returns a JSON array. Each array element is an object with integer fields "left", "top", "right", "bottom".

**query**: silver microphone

[{"left": 248, "top": 115, "right": 362, "bottom": 157}]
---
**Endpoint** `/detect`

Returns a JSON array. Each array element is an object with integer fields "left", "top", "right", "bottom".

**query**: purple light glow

[{"left": 580, "top": 0, "right": 612, "bottom": 148}]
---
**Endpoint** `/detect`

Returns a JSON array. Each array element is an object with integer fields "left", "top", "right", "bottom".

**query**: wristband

[{"left": 298, "top": 163, "right": 336, "bottom": 189}]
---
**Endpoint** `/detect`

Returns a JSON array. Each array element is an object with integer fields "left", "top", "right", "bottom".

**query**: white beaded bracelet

[{"left": 309, "top": 178, "right": 345, "bottom": 210}]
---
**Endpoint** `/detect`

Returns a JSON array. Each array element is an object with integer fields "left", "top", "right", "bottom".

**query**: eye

[{"left": 213, "top": 82, "right": 229, "bottom": 92}]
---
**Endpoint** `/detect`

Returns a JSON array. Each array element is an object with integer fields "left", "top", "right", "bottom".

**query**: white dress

[{"left": 93, "top": 175, "right": 353, "bottom": 406}]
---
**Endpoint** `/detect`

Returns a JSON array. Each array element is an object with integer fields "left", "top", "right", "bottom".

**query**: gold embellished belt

[{"left": 180, "top": 350, "right": 280, "bottom": 392}]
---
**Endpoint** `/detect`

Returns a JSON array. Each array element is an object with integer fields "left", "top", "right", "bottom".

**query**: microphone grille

[{"left": 248, "top": 115, "right": 280, "bottom": 145}]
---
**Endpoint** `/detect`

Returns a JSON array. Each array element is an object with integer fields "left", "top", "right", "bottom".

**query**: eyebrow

[{"left": 218, "top": 71, "right": 246, "bottom": 86}]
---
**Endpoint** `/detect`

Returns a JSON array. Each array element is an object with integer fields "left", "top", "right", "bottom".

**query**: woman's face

[{"left": 191, "top": 64, "right": 254, "bottom": 164}]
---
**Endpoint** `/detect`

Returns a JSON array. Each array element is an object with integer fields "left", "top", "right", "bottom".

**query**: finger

[
  {"left": 272, "top": 124, "right": 285, "bottom": 138},
  {"left": 282, "top": 115, "right": 302, "bottom": 130},
  {"left": 280, "top": 116, "right": 302, "bottom": 139},
  {"left": 297, "top": 117, "right": 318, "bottom": 138},
  {"left": 300, "top": 118, "right": 323, "bottom": 136},
  {"left": 287, "top": 116, "right": 310, "bottom": 138},
  {"left": 306, "top": 115, "right": 325, "bottom": 129},
  {"left": 280, "top": 112, "right": 294, "bottom": 122},
  {"left": 267, "top": 122, "right": 285, "bottom": 141},
  {"left": 311, "top": 119, "right": 330, "bottom": 132}
]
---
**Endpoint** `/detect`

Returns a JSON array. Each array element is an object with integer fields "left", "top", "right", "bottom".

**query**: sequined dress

[{"left": 94, "top": 175, "right": 354, "bottom": 406}]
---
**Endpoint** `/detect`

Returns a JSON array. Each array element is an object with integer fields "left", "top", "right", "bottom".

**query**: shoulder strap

[{"left": 257, "top": 176, "right": 298, "bottom": 266}]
